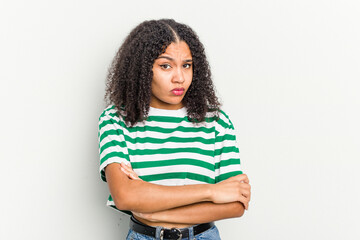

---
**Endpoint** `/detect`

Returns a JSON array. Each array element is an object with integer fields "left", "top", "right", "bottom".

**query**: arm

[
  {"left": 134, "top": 201, "right": 246, "bottom": 225},
  {"left": 105, "top": 162, "right": 249, "bottom": 213},
  {"left": 121, "top": 163, "right": 251, "bottom": 224}
]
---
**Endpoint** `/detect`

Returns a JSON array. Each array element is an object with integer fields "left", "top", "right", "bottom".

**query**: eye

[
  {"left": 183, "top": 63, "right": 192, "bottom": 69},
  {"left": 160, "top": 64, "right": 171, "bottom": 70}
]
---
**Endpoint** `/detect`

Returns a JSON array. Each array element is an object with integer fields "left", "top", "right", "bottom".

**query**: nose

[{"left": 172, "top": 66, "right": 185, "bottom": 83}]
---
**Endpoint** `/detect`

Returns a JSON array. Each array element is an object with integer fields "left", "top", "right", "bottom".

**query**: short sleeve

[
  {"left": 98, "top": 107, "right": 130, "bottom": 182},
  {"left": 214, "top": 111, "right": 243, "bottom": 183}
]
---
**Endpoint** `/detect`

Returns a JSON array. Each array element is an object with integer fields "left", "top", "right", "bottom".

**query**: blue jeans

[{"left": 126, "top": 225, "right": 221, "bottom": 240}]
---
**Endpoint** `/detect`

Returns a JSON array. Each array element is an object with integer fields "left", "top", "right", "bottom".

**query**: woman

[{"left": 98, "top": 19, "right": 251, "bottom": 240}]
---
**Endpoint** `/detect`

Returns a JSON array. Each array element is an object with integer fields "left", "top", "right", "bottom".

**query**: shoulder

[
  {"left": 98, "top": 105, "right": 127, "bottom": 128},
  {"left": 212, "top": 109, "right": 236, "bottom": 135},
  {"left": 99, "top": 105, "right": 116, "bottom": 118},
  {"left": 210, "top": 108, "right": 233, "bottom": 127}
]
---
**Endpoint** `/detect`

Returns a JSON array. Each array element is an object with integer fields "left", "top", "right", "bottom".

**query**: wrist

[
  {"left": 150, "top": 211, "right": 166, "bottom": 222},
  {"left": 206, "top": 184, "right": 215, "bottom": 202}
]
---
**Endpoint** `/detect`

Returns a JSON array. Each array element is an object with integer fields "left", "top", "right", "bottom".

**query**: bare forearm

[
  {"left": 106, "top": 163, "right": 250, "bottom": 214},
  {"left": 106, "top": 163, "right": 212, "bottom": 212},
  {"left": 140, "top": 202, "right": 245, "bottom": 225},
  {"left": 119, "top": 180, "right": 213, "bottom": 212}
]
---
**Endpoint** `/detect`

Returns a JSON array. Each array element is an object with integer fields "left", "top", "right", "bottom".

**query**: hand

[
  {"left": 120, "top": 162, "right": 142, "bottom": 180},
  {"left": 210, "top": 174, "right": 251, "bottom": 210}
]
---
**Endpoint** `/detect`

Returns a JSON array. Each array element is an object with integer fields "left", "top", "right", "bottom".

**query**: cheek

[
  {"left": 186, "top": 72, "right": 193, "bottom": 86},
  {"left": 151, "top": 73, "right": 168, "bottom": 94}
]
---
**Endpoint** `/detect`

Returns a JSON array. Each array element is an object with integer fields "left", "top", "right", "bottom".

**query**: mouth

[{"left": 171, "top": 88, "right": 185, "bottom": 96}]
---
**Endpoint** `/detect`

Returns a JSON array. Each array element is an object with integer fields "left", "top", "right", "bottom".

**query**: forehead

[{"left": 161, "top": 41, "right": 192, "bottom": 57}]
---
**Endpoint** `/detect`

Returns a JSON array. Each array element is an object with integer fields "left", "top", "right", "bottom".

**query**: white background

[{"left": 1, "top": 0, "right": 359, "bottom": 239}]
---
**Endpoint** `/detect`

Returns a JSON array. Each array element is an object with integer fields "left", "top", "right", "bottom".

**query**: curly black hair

[{"left": 105, "top": 19, "right": 221, "bottom": 126}]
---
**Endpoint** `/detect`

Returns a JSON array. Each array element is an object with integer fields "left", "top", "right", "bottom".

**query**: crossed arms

[{"left": 104, "top": 162, "right": 251, "bottom": 225}]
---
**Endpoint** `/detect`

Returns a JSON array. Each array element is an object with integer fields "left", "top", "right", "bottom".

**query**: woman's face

[{"left": 150, "top": 41, "right": 193, "bottom": 110}]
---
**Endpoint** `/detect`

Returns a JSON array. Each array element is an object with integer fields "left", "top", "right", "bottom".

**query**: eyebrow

[{"left": 157, "top": 56, "right": 193, "bottom": 62}]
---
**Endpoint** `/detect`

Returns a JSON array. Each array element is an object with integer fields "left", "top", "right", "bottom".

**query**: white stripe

[
  {"left": 219, "top": 112, "right": 231, "bottom": 125},
  {"left": 149, "top": 106, "right": 187, "bottom": 117},
  {"left": 99, "top": 122, "right": 122, "bottom": 133},
  {"left": 214, "top": 152, "right": 240, "bottom": 163},
  {"left": 136, "top": 165, "right": 215, "bottom": 179},
  {"left": 100, "top": 146, "right": 129, "bottom": 160},
  {"left": 216, "top": 127, "right": 236, "bottom": 137},
  {"left": 218, "top": 164, "right": 242, "bottom": 175},
  {"left": 215, "top": 139, "right": 238, "bottom": 149},
  {"left": 99, "top": 136, "right": 124, "bottom": 149}
]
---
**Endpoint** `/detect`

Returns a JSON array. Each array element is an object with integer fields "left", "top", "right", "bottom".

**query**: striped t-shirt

[{"left": 98, "top": 105, "right": 242, "bottom": 211}]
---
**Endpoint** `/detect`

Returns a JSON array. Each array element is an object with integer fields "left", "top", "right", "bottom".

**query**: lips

[{"left": 171, "top": 88, "right": 185, "bottom": 96}]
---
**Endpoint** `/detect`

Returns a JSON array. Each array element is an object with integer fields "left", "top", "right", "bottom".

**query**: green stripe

[
  {"left": 141, "top": 172, "right": 215, "bottom": 184},
  {"left": 126, "top": 135, "right": 214, "bottom": 145},
  {"left": 99, "top": 129, "right": 122, "bottom": 142},
  {"left": 99, "top": 118, "right": 117, "bottom": 130},
  {"left": 214, "top": 146, "right": 239, "bottom": 156},
  {"left": 146, "top": 116, "right": 188, "bottom": 123},
  {"left": 129, "top": 136, "right": 214, "bottom": 144},
  {"left": 134, "top": 125, "right": 213, "bottom": 134},
  {"left": 215, "top": 134, "right": 236, "bottom": 142},
  {"left": 99, "top": 125, "right": 237, "bottom": 157},
  {"left": 100, "top": 128, "right": 215, "bottom": 145},
  {"left": 100, "top": 140, "right": 127, "bottom": 154},
  {"left": 100, "top": 151, "right": 129, "bottom": 164},
  {"left": 99, "top": 106, "right": 116, "bottom": 119},
  {"left": 129, "top": 147, "right": 213, "bottom": 157},
  {"left": 131, "top": 158, "right": 214, "bottom": 171},
  {"left": 219, "top": 110, "right": 232, "bottom": 124},
  {"left": 100, "top": 170, "right": 106, "bottom": 182},
  {"left": 215, "top": 170, "right": 243, "bottom": 183},
  {"left": 216, "top": 118, "right": 230, "bottom": 129},
  {"left": 215, "top": 158, "right": 241, "bottom": 169}
]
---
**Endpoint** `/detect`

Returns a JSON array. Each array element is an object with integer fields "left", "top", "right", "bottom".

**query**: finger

[
  {"left": 241, "top": 192, "right": 251, "bottom": 201},
  {"left": 122, "top": 165, "right": 134, "bottom": 175},
  {"left": 120, "top": 166, "right": 129, "bottom": 175},
  {"left": 120, "top": 167, "right": 132, "bottom": 178},
  {"left": 121, "top": 162, "right": 133, "bottom": 170},
  {"left": 122, "top": 167, "right": 139, "bottom": 180},
  {"left": 232, "top": 174, "right": 249, "bottom": 183},
  {"left": 239, "top": 199, "right": 248, "bottom": 210},
  {"left": 240, "top": 174, "right": 249, "bottom": 183},
  {"left": 120, "top": 163, "right": 139, "bottom": 178},
  {"left": 240, "top": 184, "right": 251, "bottom": 200},
  {"left": 130, "top": 173, "right": 140, "bottom": 180},
  {"left": 240, "top": 182, "right": 251, "bottom": 191},
  {"left": 239, "top": 197, "right": 249, "bottom": 210}
]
